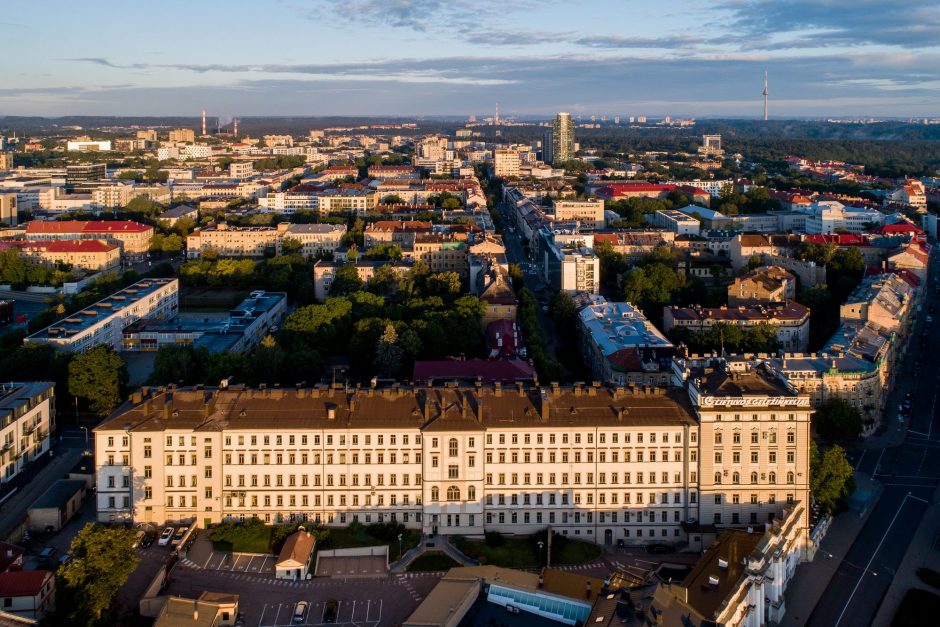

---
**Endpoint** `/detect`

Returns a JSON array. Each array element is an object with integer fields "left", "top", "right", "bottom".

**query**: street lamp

[
  {"left": 398, "top": 533, "right": 404, "bottom": 560},
  {"left": 537, "top": 541, "right": 544, "bottom": 565},
  {"left": 79, "top": 426, "right": 88, "bottom": 445}
]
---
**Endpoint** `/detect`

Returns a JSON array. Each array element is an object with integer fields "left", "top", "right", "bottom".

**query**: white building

[
  {"left": 802, "top": 201, "right": 885, "bottom": 234},
  {"left": 25, "top": 278, "right": 179, "bottom": 352},
  {"left": 229, "top": 162, "right": 255, "bottom": 179},
  {"left": 66, "top": 140, "right": 111, "bottom": 152},
  {"left": 278, "top": 223, "right": 347, "bottom": 257},
  {"left": 557, "top": 247, "right": 600, "bottom": 294},
  {"left": 493, "top": 149, "right": 521, "bottom": 178},
  {"left": 0, "top": 382, "right": 56, "bottom": 486},
  {"left": 94, "top": 380, "right": 813, "bottom": 553},
  {"left": 0, "top": 570, "right": 56, "bottom": 620},
  {"left": 552, "top": 199, "right": 606, "bottom": 230},
  {"left": 654, "top": 209, "right": 700, "bottom": 235}
]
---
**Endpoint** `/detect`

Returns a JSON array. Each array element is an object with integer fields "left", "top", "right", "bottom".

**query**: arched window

[
  {"left": 449, "top": 438, "right": 458, "bottom": 457},
  {"left": 769, "top": 472, "right": 776, "bottom": 484},
  {"left": 468, "top": 486, "right": 476, "bottom": 501},
  {"left": 714, "top": 472, "right": 722, "bottom": 484},
  {"left": 751, "top": 472, "right": 758, "bottom": 484},
  {"left": 732, "top": 472, "right": 740, "bottom": 484},
  {"left": 787, "top": 471, "right": 795, "bottom": 484},
  {"left": 447, "top": 486, "right": 460, "bottom": 501},
  {"left": 431, "top": 486, "right": 439, "bottom": 501}
]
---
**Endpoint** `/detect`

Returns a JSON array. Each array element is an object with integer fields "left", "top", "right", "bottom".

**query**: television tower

[
  {"left": 201, "top": 109, "right": 207, "bottom": 136},
  {"left": 233, "top": 118, "right": 238, "bottom": 138},
  {"left": 494, "top": 102, "right": 500, "bottom": 126},
  {"left": 762, "top": 71, "right": 769, "bottom": 121}
]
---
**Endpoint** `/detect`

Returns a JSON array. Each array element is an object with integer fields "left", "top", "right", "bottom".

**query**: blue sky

[{"left": 2, "top": 0, "right": 939, "bottom": 117}]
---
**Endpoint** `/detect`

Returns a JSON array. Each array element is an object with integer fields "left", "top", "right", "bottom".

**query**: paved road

[
  {"left": 496, "top": 200, "right": 558, "bottom": 351},
  {"left": 808, "top": 252, "right": 940, "bottom": 627}
]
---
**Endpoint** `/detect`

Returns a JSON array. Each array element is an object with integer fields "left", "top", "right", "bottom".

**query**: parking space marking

[{"left": 247, "top": 555, "right": 257, "bottom": 572}]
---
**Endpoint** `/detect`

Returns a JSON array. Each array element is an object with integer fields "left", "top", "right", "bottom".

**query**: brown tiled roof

[{"left": 96, "top": 384, "right": 696, "bottom": 433}]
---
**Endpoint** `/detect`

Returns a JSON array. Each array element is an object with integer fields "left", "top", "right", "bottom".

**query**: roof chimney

[{"left": 539, "top": 388, "right": 550, "bottom": 422}]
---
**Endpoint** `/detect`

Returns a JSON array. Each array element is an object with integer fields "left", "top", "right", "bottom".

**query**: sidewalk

[
  {"left": 871, "top": 482, "right": 940, "bottom": 627},
  {"left": 780, "top": 472, "right": 883, "bottom": 627}
]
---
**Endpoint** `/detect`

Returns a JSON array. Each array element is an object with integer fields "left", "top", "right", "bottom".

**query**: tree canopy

[
  {"left": 814, "top": 398, "right": 863, "bottom": 441},
  {"left": 55, "top": 524, "right": 140, "bottom": 626},
  {"left": 68, "top": 346, "right": 128, "bottom": 415},
  {"left": 811, "top": 442, "right": 856, "bottom": 514}
]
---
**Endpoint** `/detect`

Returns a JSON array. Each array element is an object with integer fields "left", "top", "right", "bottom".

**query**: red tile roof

[
  {"left": 803, "top": 234, "right": 869, "bottom": 246},
  {"left": 0, "top": 570, "right": 51, "bottom": 597},
  {"left": 25, "top": 220, "right": 152, "bottom": 234},
  {"left": 22, "top": 240, "right": 119, "bottom": 253}
]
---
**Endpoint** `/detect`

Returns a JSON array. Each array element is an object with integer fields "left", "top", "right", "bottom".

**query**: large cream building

[{"left": 95, "top": 372, "right": 812, "bottom": 550}]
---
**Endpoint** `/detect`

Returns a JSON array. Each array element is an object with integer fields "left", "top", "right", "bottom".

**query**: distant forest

[{"left": 3, "top": 116, "right": 939, "bottom": 176}]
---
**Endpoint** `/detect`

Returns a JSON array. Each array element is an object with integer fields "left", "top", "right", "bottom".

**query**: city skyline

[{"left": 2, "top": 0, "right": 939, "bottom": 118}]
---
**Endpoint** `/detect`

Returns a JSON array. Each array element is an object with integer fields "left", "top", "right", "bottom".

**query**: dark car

[
  {"left": 646, "top": 543, "right": 674, "bottom": 555},
  {"left": 322, "top": 599, "right": 338, "bottom": 624},
  {"left": 141, "top": 533, "right": 156, "bottom": 549}
]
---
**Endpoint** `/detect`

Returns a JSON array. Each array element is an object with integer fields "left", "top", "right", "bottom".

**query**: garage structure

[{"left": 28, "top": 479, "right": 86, "bottom": 532}]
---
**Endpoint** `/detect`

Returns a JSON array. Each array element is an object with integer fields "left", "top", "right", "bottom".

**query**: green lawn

[
  {"left": 211, "top": 526, "right": 273, "bottom": 554},
  {"left": 321, "top": 525, "right": 421, "bottom": 561},
  {"left": 453, "top": 533, "right": 601, "bottom": 568},
  {"left": 407, "top": 552, "right": 460, "bottom": 572}
]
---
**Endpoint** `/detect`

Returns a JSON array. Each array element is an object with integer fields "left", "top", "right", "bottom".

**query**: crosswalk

[{"left": 395, "top": 574, "right": 424, "bottom": 602}]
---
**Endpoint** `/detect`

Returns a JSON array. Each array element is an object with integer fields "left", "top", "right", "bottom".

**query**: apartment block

[
  {"left": 493, "top": 149, "right": 521, "bottom": 178},
  {"left": 552, "top": 199, "right": 606, "bottom": 230},
  {"left": 26, "top": 278, "right": 179, "bottom": 352},
  {"left": 3, "top": 239, "right": 121, "bottom": 272},
  {"left": 664, "top": 301, "right": 811, "bottom": 352},
  {"left": 0, "top": 382, "right": 56, "bottom": 486}
]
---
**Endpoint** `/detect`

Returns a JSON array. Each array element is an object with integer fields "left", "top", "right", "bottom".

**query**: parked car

[
  {"left": 158, "top": 527, "right": 174, "bottom": 546},
  {"left": 37, "top": 547, "right": 56, "bottom": 560},
  {"left": 141, "top": 533, "right": 156, "bottom": 549},
  {"left": 293, "top": 601, "right": 309, "bottom": 624},
  {"left": 171, "top": 527, "right": 188, "bottom": 546},
  {"left": 132, "top": 530, "right": 146, "bottom": 548},
  {"left": 322, "top": 599, "right": 338, "bottom": 624},
  {"left": 56, "top": 554, "right": 71, "bottom": 567}
]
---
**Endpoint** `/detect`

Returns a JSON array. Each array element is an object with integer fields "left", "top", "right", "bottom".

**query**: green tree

[
  {"left": 124, "top": 196, "right": 163, "bottom": 218},
  {"left": 811, "top": 442, "right": 856, "bottom": 514},
  {"left": 329, "top": 264, "right": 363, "bottom": 296},
  {"left": 425, "top": 272, "right": 463, "bottom": 298},
  {"left": 815, "top": 398, "right": 863, "bottom": 441},
  {"left": 148, "top": 233, "right": 164, "bottom": 254},
  {"left": 161, "top": 233, "right": 183, "bottom": 254},
  {"left": 55, "top": 524, "right": 139, "bottom": 626},
  {"left": 363, "top": 243, "right": 403, "bottom": 261},
  {"left": 381, "top": 194, "right": 405, "bottom": 205},
  {"left": 150, "top": 344, "right": 197, "bottom": 385},
  {"left": 250, "top": 335, "right": 285, "bottom": 385},
  {"left": 68, "top": 346, "right": 128, "bottom": 415},
  {"left": 374, "top": 323, "right": 404, "bottom": 377},
  {"left": 281, "top": 237, "right": 303, "bottom": 256}
]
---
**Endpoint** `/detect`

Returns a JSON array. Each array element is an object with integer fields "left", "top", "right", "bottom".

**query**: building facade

[
  {"left": 26, "top": 278, "right": 179, "bottom": 352},
  {"left": 664, "top": 302, "right": 811, "bottom": 353},
  {"left": 0, "top": 382, "right": 55, "bottom": 486},
  {"left": 94, "top": 379, "right": 813, "bottom": 552}
]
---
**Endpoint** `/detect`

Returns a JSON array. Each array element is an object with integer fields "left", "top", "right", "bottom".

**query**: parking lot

[
  {"left": 314, "top": 554, "right": 387, "bottom": 578},
  {"left": 200, "top": 550, "right": 276, "bottom": 574},
  {"left": 164, "top": 565, "right": 440, "bottom": 627},
  {"left": 259, "top": 598, "right": 382, "bottom": 627}
]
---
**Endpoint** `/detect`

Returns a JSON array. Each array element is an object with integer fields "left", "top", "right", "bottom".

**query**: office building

[
  {"left": 0, "top": 382, "right": 56, "bottom": 487},
  {"left": 65, "top": 163, "right": 107, "bottom": 191},
  {"left": 26, "top": 278, "right": 179, "bottom": 352},
  {"left": 0, "top": 152, "right": 13, "bottom": 171}
]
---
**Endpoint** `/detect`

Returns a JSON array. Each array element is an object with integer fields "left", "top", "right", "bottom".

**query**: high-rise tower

[
  {"left": 543, "top": 112, "right": 575, "bottom": 165},
  {"left": 201, "top": 109, "right": 207, "bottom": 136},
  {"left": 763, "top": 72, "right": 769, "bottom": 122}
]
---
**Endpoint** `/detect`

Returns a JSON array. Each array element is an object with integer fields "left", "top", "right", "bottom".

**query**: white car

[{"left": 157, "top": 527, "right": 174, "bottom": 546}]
